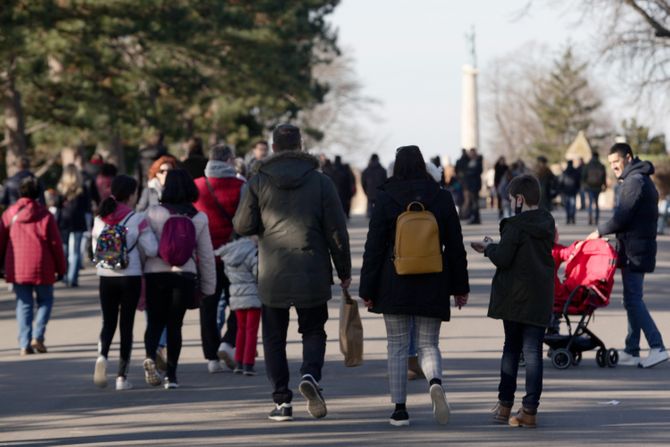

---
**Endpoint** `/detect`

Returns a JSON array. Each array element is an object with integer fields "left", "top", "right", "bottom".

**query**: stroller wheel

[
  {"left": 607, "top": 348, "right": 618, "bottom": 367},
  {"left": 571, "top": 351, "right": 582, "bottom": 366},
  {"left": 596, "top": 348, "right": 607, "bottom": 368},
  {"left": 551, "top": 348, "right": 573, "bottom": 369}
]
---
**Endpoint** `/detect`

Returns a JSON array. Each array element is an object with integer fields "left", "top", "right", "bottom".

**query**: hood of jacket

[
  {"left": 101, "top": 203, "right": 134, "bottom": 226},
  {"left": 205, "top": 160, "right": 238, "bottom": 179},
  {"left": 257, "top": 150, "right": 319, "bottom": 190},
  {"left": 11, "top": 197, "right": 50, "bottom": 223},
  {"left": 218, "top": 238, "right": 256, "bottom": 267},
  {"left": 501, "top": 208, "right": 555, "bottom": 240},
  {"left": 379, "top": 178, "right": 440, "bottom": 209},
  {"left": 620, "top": 157, "right": 655, "bottom": 180}
]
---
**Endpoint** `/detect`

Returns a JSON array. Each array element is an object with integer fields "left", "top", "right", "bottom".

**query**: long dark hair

[
  {"left": 160, "top": 169, "right": 199, "bottom": 216},
  {"left": 392, "top": 145, "right": 430, "bottom": 181},
  {"left": 98, "top": 175, "right": 138, "bottom": 217}
]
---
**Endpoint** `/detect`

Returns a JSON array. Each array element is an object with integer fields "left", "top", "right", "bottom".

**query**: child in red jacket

[{"left": 0, "top": 177, "right": 66, "bottom": 355}]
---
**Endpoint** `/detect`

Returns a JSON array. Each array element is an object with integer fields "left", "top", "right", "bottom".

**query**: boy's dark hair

[
  {"left": 100, "top": 163, "right": 118, "bottom": 177},
  {"left": 610, "top": 142, "right": 633, "bottom": 158},
  {"left": 272, "top": 124, "right": 301, "bottom": 152},
  {"left": 507, "top": 174, "right": 541, "bottom": 207},
  {"left": 393, "top": 145, "right": 430, "bottom": 181},
  {"left": 98, "top": 175, "right": 138, "bottom": 217},
  {"left": 161, "top": 169, "right": 199, "bottom": 204},
  {"left": 209, "top": 144, "right": 234, "bottom": 162},
  {"left": 19, "top": 176, "right": 39, "bottom": 199}
]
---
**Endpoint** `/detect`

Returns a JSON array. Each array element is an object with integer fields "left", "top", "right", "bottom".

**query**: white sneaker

[
  {"left": 617, "top": 350, "right": 640, "bottom": 366},
  {"left": 640, "top": 348, "right": 669, "bottom": 369},
  {"left": 94, "top": 356, "right": 108, "bottom": 388},
  {"left": 429, "top": 383, "right": 451, "bottom": 425},
  {"left": 217, "top": 342, "right": 236, "bottom": 370},
  {"left": 143, "top": 358, "right": 162, "bottom": 386},
  {"left": 164, "top": 378, "right": 179, "bottom": 389},
  {"left": 115, "top": 377, "right": 133, "bottom": 391},
  {"left": 208, "top": 359, "right": 224, "bottom": 373}
]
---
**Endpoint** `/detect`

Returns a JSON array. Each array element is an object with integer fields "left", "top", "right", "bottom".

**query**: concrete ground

[{"left": 0, "top": 208, "right": 669, "bottom": 446}]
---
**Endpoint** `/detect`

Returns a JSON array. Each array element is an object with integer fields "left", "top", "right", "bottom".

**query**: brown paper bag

[{"left": 339, "top": 289, "right": 364, "bottom": 367}]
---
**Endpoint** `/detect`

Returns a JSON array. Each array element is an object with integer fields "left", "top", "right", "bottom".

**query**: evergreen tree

[{"left": 622, "top": 118, "right": 667, "bottom": 155}]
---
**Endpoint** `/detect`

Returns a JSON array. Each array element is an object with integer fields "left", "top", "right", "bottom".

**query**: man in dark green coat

[
  {"left": 472, "top": 174, "right": 554, "bottom": 428},
  {"left": 233, "top": 124, "right": 351, "bottom": 423}
]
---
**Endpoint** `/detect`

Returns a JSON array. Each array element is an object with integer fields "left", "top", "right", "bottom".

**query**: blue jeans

[
  {"left": 15, "top": 285, "right": 54, "bottom": 349},
  {"left": 63, "top": 231, "right": 84, "bottom": 286},
  {"left": 621, "top": 268, "right": 665, "bottom": 356},
  {"left": 217, "top": 295, "right": 228, "bottom": 333},
  {"left": 562, "top": 194, "right": 577, "bottom": 222},
  {"left": 586, "top": 189, "right": 601, "bottom": 224},
  {"left": 498, "top": 320, "right": 545, "bottom": 410}
]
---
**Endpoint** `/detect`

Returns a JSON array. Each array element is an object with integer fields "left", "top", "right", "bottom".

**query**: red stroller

[{"left": 544, "top": 238, "right": 619, "bottom": 369}]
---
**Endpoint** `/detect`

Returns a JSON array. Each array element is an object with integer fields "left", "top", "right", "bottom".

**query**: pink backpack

[{"left": 158, "top": 208, "right": 197, "bottom": 267}]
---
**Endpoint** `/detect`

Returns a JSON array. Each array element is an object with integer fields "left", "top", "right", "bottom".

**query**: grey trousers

[{"left": 383, "top": 314, "right": 443, "bottom": 403}]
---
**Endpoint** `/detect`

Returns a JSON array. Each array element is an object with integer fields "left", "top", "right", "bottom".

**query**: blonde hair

[{"left": 57, "top": 164, "right": 84, "bottom": 200}]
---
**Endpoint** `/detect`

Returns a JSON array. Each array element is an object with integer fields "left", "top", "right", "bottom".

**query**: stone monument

[{"left": 461, "top": 27, "right": 479, "bottom": 150}]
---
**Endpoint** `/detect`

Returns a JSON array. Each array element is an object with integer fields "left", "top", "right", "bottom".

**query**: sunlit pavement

[{"left": 1, "top": 207, "right": 668, "bottom": 446}]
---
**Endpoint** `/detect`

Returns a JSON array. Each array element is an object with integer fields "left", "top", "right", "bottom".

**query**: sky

[{"left": 328, "top": 0, "right": 668, "bottom": 168}]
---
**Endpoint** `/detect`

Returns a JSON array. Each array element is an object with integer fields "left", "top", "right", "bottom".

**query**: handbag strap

[{"left": 205, "top": 177, "right": 233, "bottom": 223}]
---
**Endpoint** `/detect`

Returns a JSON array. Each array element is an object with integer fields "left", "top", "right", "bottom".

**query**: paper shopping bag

[{"left": 339, "top": 289, "right": 363, "bottom": 367}]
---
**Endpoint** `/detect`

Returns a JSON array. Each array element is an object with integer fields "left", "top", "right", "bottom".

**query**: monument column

[{"left": 460, "top": 27, "right": 479, "bottom": 150}]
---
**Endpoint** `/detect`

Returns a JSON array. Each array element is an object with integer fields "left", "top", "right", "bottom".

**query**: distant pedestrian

[
  {"left": 472, "top": 174, "right": 555, "bottom": 428},
  {"left": 582, "top": 152, "right": 607, "bottom": 225},
  {"left": 328, "top": 156, "right": 356, "bottom": 218},
  {"left": 586, "top": 143, "right": 668, "bottom": 368},
  {"left": 92, "top": 175, "right": 158, "bottom": 390},
  {"left": 535, "top": 156, "right": 557, "bottom": 211},
  {"left": 182, "top": 137, "right": 208, "bottom": 180},
  {"left": 494, "top": 157, "right": 509, "bottom": 218},
  {"left": 558, "top": 160, "right": 581, "bottom": 224},
  {"left": 0, "top": 177, "right": 66, "bottom": 355},
  {"left": 359, "top": 145, "right": 470, "bottom": 427},
  {"left": 217, "top": 236, "right": 260, "bottom": 376},
  {"left": 143, "top": 169, "right": 216, "bottom": 389},
  {"left": 234, "top": 124, "right": 351, "bottom": 422},
  {"left": 95, "top": 163, "right": 118, "bottom": 204},
  {"left": 1, "top": 157, "right": 45, "bottom": 208},
  {"left": 464, "top": 148, "right": 483, "bottom": 224},
  {"left": 361, "top": 154, "right": 387, "bottom": 217},
  {"left": 245, "top": 140, "right": 270, "bottom": 178},
  {"left": 136, "top": 155, "right": 178, "bottom": 212},
  {"left": 193, "top": 144, "right": 245, "bottom": 373}
]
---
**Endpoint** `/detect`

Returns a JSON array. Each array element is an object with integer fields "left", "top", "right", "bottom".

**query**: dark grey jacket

[
  {"left": 233, "top": 150, "right": 351, "bottom": 308},
  {"left": 598, "top": 158, "right": 658, "bottom": 272}
]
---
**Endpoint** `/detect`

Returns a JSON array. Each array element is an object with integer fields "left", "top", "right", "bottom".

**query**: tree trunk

[
  {"left": 1, "top": 62, "right": 27, "bottom": 178},
  {"left": 96, "top": 129, "right": 125, "bottom": 173}
]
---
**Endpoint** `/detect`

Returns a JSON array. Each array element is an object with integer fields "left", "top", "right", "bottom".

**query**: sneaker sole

[
  {"left": 115, "top": 383, "right": 133, "bottom": 391},
  {"left": 430, "top": 384, "right": 450, "bottom": 425},
  {"left": 389, "top": 418, "right": 410, "bottom": 427},
  {"left": 640, "top": 356, "right": 669, "bottom": 369},
  {"left": 143, "top": 360, "right": 162, "bottom": 386},
  {"left": 509, "top": 419, "right": 537, "bottom": 428},
  {"left": 217, "top": 351, "right": 236, "bottom": 370},
  {"left": 94, "top": 361, "right": 107, "bottom": 388},
  {"left": 268, "top": 415, "right": 293, "bottom": 422},
  {"left": 299, "top": 380, "right": 327, "bottom": 419}
]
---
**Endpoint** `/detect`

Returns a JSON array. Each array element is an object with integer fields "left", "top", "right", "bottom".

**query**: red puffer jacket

[
  {"left": 194, "top": 176, "right": 244, "bottom": 249},
  {"left": 0, "top": 198, "right": 66, "bottom": 284}
]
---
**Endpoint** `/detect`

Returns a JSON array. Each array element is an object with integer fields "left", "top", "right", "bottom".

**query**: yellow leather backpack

[{"left": 393, "top": 201, "right": 443, "bottom": 275}]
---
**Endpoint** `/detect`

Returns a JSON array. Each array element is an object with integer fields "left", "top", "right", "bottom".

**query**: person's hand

[
  {"left": 585, "top": 230, "right": 600, "bottom": 241},
  {"left": 340, "top": 277, "right": 352, "bottom": 290},
  {"left": 454, "top": 294, "right": 468, "bottom": 309},
  {"left": 471, "top": 236, "right": 492, "bottom": 254},
  {"left": 360, "top": 297, "right": 374, "bottom": 308}
]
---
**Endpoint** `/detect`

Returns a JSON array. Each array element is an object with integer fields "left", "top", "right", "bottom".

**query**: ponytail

[{"left": 98, "top": 175, "right": 138, "bottom": 217}]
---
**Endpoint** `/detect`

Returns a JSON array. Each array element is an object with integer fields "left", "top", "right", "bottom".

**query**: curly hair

[{"left": 147, "top": 155, "right": 179, "bottom": 180}]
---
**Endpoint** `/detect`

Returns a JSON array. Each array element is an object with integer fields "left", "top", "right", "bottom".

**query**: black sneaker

[
  {"left": 268, "top": 403, "right": 293, "bottom": 422},
  {"left": 243, "top": 364, "right": 257, "bottom": 376},
  {"left": 298, "top": 374, "right": 327, "bottom": 419},
  {"left": 389, "top": 409, "right": 410, "bottom": 427},
  {"left": 233, "top": 362, "right": 243, "bottom": 375}
]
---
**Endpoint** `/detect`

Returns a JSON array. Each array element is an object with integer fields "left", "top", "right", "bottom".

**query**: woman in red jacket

[{"left": 0, "top": 177, "right": 66, "bottom": 355}]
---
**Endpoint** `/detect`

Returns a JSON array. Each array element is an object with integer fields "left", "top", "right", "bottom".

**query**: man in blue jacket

[{"left": 586, "top": 143, "right": 668, "bottom": 368}]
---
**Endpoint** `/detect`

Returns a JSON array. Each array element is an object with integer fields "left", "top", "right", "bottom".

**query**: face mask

[{"left": 514, "top": 196, "right": 523, "bottom": 215}]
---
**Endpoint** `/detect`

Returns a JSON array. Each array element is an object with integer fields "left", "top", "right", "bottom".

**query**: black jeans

[
  {"left": 144, "top": 272, "right": 195, "bottom": 382},
  {"left": 498, "top": 320, "right": 545, "bottom": 410},
  {"left": 98, "top": 276, "right": 142, "bottom": 377},
  {"left": 200, "top": 261, "right": 236, "bottom": 360},
  {"left": 262, "top": 303, "right": 328, "bottom": 404}
]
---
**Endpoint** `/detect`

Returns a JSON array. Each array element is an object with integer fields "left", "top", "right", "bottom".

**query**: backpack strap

[
  {"left": 121, "top": 211, "right": 138, "bottom": 253},
  {"left": 205, "top": 177, "right": 234, "bottom": 223}
]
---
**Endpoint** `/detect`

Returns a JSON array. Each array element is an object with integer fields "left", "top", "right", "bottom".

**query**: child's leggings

[{"left": 235, "top": 308, "right": 262, "bottom": 365}]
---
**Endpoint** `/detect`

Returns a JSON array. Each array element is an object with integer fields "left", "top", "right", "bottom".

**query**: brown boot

[
  {"left": 407, "top": 356, "right": 424, "bottom": 381},
  {"left": 491, "top": 401, "right": 512, "bottom": 424},
  {"left": 508, "top": 407, "right": 537, "bottom": 428},
  {"left": 30, "top": 339, "right": 47, "bottom": 353}
]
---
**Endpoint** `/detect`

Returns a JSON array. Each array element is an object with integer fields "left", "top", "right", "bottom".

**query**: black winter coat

[
  {"left": 598, "top": 158, "right": 658, "bottom": 272},
  {"left": 361, "top": 161, "right": 387, "bottom": 201},
  {"left": 485, "top": 209, "right": 555, "bottom": 328},
  {"left": 359, "top": 179, "right": 470, "bottom": 321},
  {"left": 558, "top": 165, "right": 581, "bottom": 196}
]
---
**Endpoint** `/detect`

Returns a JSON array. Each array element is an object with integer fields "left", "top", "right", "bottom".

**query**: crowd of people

[{"left": 0, "top": 125, "right": 667, "bottom": 428}]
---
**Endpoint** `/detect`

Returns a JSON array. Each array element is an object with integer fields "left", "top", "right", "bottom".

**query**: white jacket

[
  {"left": 92, "top": 210, "right": 158, "bottom": 277},
  {"left": 216, "top": 238, "right": 260, "bottom": 310},
  {"left": 143, "top": 205, "right": 216, "bottom": 296}
]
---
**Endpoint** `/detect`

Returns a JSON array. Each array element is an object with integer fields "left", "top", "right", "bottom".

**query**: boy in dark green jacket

[{"left": 472, "top": 174, "right": 555, "bottom": 428}]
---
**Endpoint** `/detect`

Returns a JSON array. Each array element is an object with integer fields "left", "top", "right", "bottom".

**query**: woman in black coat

[{"left": 359, "top": 146, "right": 470, "bottom": 427}]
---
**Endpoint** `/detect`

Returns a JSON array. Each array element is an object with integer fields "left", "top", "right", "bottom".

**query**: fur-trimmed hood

[{"left": 256, "top": 150, "right": 320, "bottom": 190}]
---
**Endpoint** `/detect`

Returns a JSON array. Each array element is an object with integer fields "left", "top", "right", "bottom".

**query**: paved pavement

[{"left": 1, "top": 208, "right": 669, "bottom": 446}]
